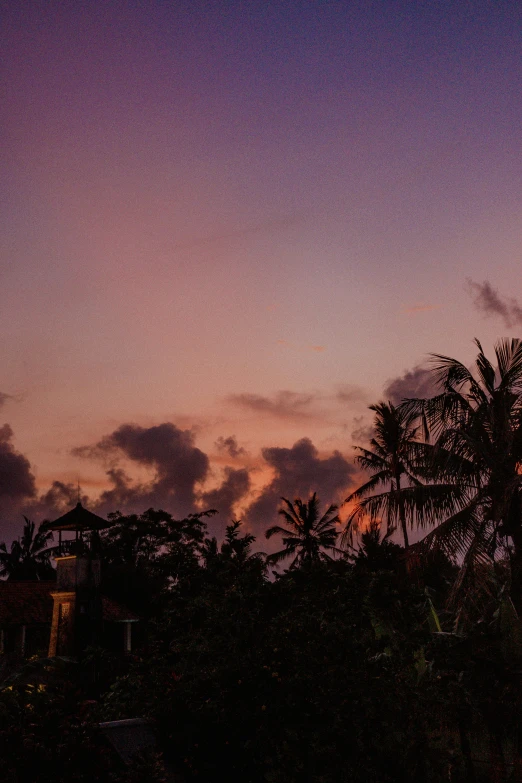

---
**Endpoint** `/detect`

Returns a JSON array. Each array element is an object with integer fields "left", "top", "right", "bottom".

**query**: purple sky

[{"left": 1, "top": 0, "right": 521, "bottom": 542}]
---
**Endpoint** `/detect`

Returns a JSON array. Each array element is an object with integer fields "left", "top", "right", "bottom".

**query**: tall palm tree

[
  {"left": 342, "top": 401, "right": 432, "bottom": 549},
  {"left": 405, "top": 338, "right": 522, "bottom": 613},
  {"left": 265, "top": 494, "right": 341, "bottom": 569},
  {"left": 0, "top": 517, "right": 55, "bottom": 580}
]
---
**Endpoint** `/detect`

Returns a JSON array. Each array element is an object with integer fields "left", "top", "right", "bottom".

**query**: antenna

[{"left": 77, "top": 478, "right": 81, "bottom": 504}]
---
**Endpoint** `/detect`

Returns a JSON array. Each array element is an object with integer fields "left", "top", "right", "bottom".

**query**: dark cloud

[
  {"left": 94, "top": 468, "right": 158, "bottom": 517},
  {"left": 0, "top": 425, "right": 36, "bottom": 504},
  {"left": 201, "top": 467, "right": 251, "bottom": 522},
  {"left": 0, "top": 424, "right": 37, "bottom": 541},
  {"left": 22, "top": 481, "right": 90, "bottom": 526},
  {"left": 215, "top": 435, "right": 247, "bottom": 458},
  {"left": 245, "top": 438, "right": 355, "bottom": 536},
  {"left": 227, "top": 391, "right": 318, "bottom": 420},
  {"left": 467, "top": 279, "right": 522, "bottom": 328},
  {"left": 383, "top": 365, "right": 437, "bottom": 404},
  {"left": 74, "top": 423, "right": 209, "bottom": 516},
  {"left": 39, "top": 482, "right": 86, "bottom": 514}
]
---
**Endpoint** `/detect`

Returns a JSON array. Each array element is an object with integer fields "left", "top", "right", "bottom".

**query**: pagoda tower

[{"left": 41, "top": 503, "right": 111, "bottom": 657}]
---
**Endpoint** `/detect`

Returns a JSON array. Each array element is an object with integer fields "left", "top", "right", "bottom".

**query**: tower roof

[{"left": 41, "top": 502, "right": 111, "bottom": 532}]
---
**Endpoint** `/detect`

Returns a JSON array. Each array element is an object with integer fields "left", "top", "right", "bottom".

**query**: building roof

[
  {"left": 0, "top": 581, "right": 139, "bottom": 625},
  {"left": 40, "top": 502, "right": 112, "bottom": 532},
  {"left": 102, "top": 595, "right": 139, "bottom": 623},
  {"left": 0, "top": 581, "right": 53, "bottom": 625}
]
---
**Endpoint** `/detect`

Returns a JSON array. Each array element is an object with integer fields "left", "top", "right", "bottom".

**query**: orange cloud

[{"left": 227, "top": 391, "right": 318, "bottom": 421}]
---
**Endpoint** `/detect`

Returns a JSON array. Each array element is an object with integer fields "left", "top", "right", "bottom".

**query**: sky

[{"left": 1, "top": 0, "right": 521, "bottom": 543}]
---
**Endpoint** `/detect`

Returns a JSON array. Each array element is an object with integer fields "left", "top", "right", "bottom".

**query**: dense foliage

[{"left": 3, "top": 338, "right": 522, "bottom": 780}]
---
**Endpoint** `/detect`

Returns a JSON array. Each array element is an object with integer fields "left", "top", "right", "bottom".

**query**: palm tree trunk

[{"left": 395, "top": 473, "right": 409, "bottom": 549}]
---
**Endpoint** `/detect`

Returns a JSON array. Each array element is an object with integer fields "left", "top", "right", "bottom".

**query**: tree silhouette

[
  {"left": 350, "top": 520, "right": 403, "bottom": 572},
  {"left": 343, "top": 401, "right": 429, "bottom": 549},
  {"left": 0, "top": 517, "right": 55, "bottom": 581},
  {"left": 265, "top": 493, "right": 340, "bottom": 569},
  {"left": 405, "top": 338, "right": 522, "bottom": 613}
]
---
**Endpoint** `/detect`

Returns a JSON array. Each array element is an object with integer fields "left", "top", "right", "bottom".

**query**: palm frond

[
  {"left": 278, "top": 497, "right": 304, "bottom": 531},
  {"left": 496, "top": 338, "right": 522, "bottom": 391},
  {"left": 266, "top": 547, "right": 297, "bottom": 565},
  {"left": 344, "top": 472, "right": 390, "bottom": 504},
  {"left": 429, "top": 353, "right": 474, "bottom": 392},
  {"left": 415, "top": 497, "right": 484, "bottom": 561},
  {"left": 265, "top": 525, "right": 294, "bottom": 540}
]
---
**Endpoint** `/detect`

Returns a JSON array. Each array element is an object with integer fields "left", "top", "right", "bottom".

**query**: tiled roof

[
  {"left": 0, "top": 581, "right": 53, "bottom": 625},
  {"left": 0, "top": 581, "right": 139, "bottom": 625}
]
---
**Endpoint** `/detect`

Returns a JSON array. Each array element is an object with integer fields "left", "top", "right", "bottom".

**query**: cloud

[
  {"left": 37, "top": 481, "right": 79, "bottom": 512},
  {"left": 245, "top": 437, "right": 355, "bottom": 536},
  {"left": 336, "top": 385, "right": 368, "bottom": 404},
  {"left": 350, "top": 416, "right": 374, "bottom": 444},
  {"left": 383, "top": 365, "right": 437, "bottom": 404},
  {"left": 94, "top": 468, "right": 160, "bottom": 516},
  {"left": 227, "top": 391, "right": 318, "bottom": 420},
  {"left": 0, "top": 425, "right": 36, "bottom": 505},
  {"left": 467, "top": 279, "right": 522, "bottom": 328},
  {"left": 215, "top": 435, "right": 247, "bottom": 459},
  {"left": 310, "top": 345, "right": 326, "bottom": 352},
  {"left": 0, "top": 392, "right": 13, "bottom": 409},
  {"left": 0, "top": 425, "right": 37, "bottom": 540},
  {"left": 26, "top": 481, "right": 90, "bottom": 523},
  {"left": 201, "top": 467, "right": 251, "bottom": 522},
  {"left": 74, "top": 423, "right": 209, "bottom": 516}
]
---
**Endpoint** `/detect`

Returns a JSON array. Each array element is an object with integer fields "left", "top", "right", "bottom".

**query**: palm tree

[
  {"left": 342, "top": 401, "right": 432, "bottom": 549},
  {"left": 265, "top": 494, "right": 341, "bottom": 569},
  {"left": 202, "top": 521, "right": 266, "bottom": 579},
  {"left": 0, "top": 517, "right": 55, "bottom": 580},
  {"left": 405, "top": 338, "right": 522, "bottom": 613}
]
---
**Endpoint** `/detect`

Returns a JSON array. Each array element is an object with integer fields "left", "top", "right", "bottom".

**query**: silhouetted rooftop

[{"left": 41, "top": 502, "right": 112, "bottom": 532}]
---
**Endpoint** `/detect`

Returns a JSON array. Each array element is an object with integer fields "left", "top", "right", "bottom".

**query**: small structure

[
  {"left": 0, "top": 503, "right": 139, "bottom": 659},
  {"left": 0, "top": 581, "right": 53, "bottom": 658},
  {"left": 40, "top": 501, "right": 110, "bottom": 555},
  {"left": 0, "top": 582, "right": 138, "bottom": 657}
]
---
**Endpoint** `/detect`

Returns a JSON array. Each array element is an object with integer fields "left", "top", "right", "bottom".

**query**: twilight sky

[{"left": 1, "top": 0, "right": 521, "bottom": 541}]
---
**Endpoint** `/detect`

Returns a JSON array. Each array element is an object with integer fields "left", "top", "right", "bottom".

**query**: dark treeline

[{"left": 3, "top": 338, "right": 522, "bottom": 781}]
